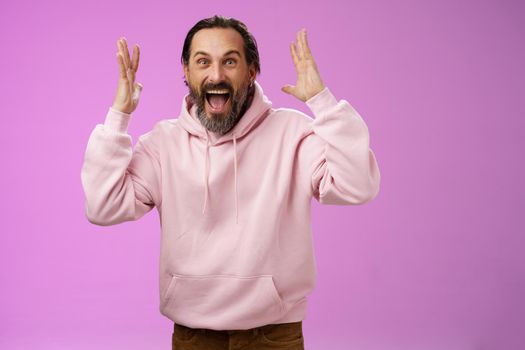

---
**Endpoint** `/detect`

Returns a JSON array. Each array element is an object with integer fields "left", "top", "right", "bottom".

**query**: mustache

[{"left": 201, "top": 82, "right": 233, "bottom": 94}]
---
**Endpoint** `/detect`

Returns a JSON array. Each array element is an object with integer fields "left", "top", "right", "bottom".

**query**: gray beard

[{"left": 190, "top": 83, "right": 254, "bottom": 136}]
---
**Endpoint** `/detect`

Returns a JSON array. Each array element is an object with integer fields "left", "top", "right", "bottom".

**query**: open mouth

[{"left": 205, "top": 89, "right": 231, "bottom": 113}]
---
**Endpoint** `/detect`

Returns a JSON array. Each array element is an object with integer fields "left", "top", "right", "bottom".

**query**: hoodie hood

[{"left": 177, "top": 81, "right": 272, "bottom": 223}]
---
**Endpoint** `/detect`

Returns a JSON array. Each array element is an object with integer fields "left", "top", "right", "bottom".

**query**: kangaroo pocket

[{"left": 160, "top": 274, "right": 285, "bottom": 330}]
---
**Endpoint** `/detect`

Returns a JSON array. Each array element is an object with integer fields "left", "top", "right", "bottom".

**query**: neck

[{"left": 238, "top": 83, "right": 256, "bottom": 118}]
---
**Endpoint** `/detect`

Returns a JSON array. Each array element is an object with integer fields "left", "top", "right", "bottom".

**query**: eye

[
  {"left": 224, "top": 58, "right": 236, "bottom": 66},
  {"left": 197, "top": 58, "right": 209, "bottom": 65}
]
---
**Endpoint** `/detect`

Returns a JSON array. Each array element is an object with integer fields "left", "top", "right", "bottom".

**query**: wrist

[
  {"left": 111, "top": 104, "right": 132, "bottom": 114},
  {"left": 105, "top": 107, "right": 131, "bottom": 133}
]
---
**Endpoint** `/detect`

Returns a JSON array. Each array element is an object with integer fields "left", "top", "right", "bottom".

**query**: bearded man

[{"left": 81, "top": 15, "right": 381, "bottom": 350}]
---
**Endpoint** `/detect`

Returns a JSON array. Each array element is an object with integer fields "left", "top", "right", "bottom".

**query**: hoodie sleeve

[
  {"left": 80, "top": 107, "right": 162, "bottom": 226},
  {"left": 306, "top": 87, "right": 381, "bottom": 205}
]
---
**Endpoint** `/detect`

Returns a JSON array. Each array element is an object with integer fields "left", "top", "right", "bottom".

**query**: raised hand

[
  {"left": 281, "top": 29, "right": 325, "bottom": 102},
  {"left": 111, "top": 37, "right": 143, "bottom": 114}
]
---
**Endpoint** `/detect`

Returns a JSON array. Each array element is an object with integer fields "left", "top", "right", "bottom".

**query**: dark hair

[{"left": 181, "top": 15, "right": 261, "bottom": 75}]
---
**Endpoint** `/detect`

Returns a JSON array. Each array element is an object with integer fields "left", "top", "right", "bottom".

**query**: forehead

[{"left": 190, "top": 28, "right": 245, "bottom": 57}]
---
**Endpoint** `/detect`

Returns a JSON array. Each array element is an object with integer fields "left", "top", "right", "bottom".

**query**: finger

[
  {"left": 119, "top": 37, "right": 131, "bottom": 71},
  {"left": 281, "top": 84, "right": 295, "bottom": 95},
  {"left": 132, "top": 82, "right": 143, "bottom": 101},
  {"left": 290, "top": 42, "right": 299, "bottom": 67},
  {"left": 127, "top": 68, "right": 136, "bottom": 84},
  {"left": 116, "top": 52, "right": 127, "bottom": 80},
  {"left": 131, "top": 44, "right": 140, "bottom": 72},
  {"left": 302, "top": 29, "right": 312, "bottom": 58},
  {"left": 296, "top": 30, "right": 304, "bottom": 59},
  {"left": 117, "top": 39, "right": 126, "bottom": 70}
]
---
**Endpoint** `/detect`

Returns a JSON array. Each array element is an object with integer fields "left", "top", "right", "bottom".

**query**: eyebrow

[
  {"left": 192, "top": 50, "right": 242, "bottom": 58},
  {"left": 223, "top": 50, "right": 242, "bottom": 58}
]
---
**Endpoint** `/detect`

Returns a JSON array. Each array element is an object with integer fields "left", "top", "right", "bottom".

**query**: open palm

[
  {"left": 282, "top": 29, "right": 325, "bottom": 102},
  {"left": 112, "top": 37, "right": 143, "bottom": 114}
]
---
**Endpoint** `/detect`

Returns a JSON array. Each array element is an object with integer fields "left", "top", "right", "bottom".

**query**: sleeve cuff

[
  {"left": 305, "top": 87, "right": 338, "bottom": 117},
  {"left": 104, "top": 107, "right": 131, "bottom": 133}
]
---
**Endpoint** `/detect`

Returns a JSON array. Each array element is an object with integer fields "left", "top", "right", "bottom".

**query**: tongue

[{"left": 208, "top": 94, "right": 228, "bottom": 110}]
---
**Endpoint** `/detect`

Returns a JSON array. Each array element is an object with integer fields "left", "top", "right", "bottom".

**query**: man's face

[{"left": 184, "top": 28, "right": 256, "bottom": 135}]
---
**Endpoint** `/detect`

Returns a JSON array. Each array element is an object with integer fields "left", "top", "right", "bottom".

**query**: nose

[{"left": 208, "top": 62, "right": 226, "bottom": 83}]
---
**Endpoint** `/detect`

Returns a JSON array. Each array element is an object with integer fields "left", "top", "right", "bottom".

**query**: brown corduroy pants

[{"left": 171, "top": 321, "right": 305, "bottom": 350}]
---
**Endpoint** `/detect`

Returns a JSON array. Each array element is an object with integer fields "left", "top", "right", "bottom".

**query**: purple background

[{"left": 1, "top": 0, "right": 524, "bottom": 349}]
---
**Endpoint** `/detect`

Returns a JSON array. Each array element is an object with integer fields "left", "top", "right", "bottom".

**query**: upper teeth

[{"left": 207, "top": 89, "right": 229, "bottom": 94}]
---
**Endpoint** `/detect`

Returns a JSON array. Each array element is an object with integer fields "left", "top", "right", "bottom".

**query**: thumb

[
  {"left": 132, "top": 82, "right": 143, "bottom": 101},
  {"left": 281, "top": 84, "right": 295, "bottom": 95}
]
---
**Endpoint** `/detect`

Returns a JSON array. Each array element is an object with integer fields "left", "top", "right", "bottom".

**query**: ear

[
  {"left": 248, "top": 64, "right": 257, "bottom": 84},
  {"left": 183, "top": 64, "right": 190, "bottom": 83}
]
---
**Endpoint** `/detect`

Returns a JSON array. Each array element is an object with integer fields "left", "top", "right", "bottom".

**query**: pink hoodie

[{"left": 81, "top": 81, "right": 380, "bottom": 330}]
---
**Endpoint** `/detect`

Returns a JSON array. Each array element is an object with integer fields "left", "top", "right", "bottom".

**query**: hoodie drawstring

[
  {"left": 201, "top": 135, "right": 239, "bottom": 224},
  {"left": 233, "top": 134, "right": 238, "bottom": 224},
  {"left": 202, "top": 138, "right": 210, "bottom": 214}
]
